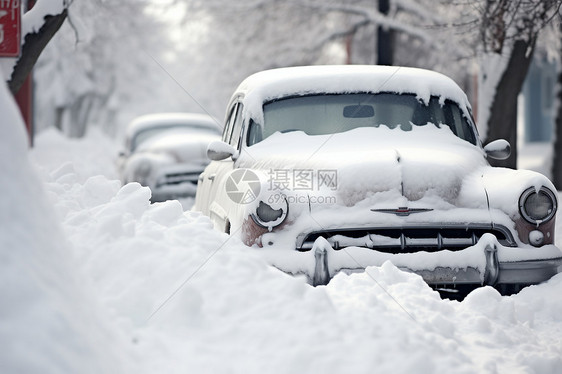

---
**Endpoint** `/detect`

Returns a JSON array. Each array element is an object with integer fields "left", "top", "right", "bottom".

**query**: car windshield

[
  {"left": 247, "top": 93, "right": 477, "bottom": 146},
  {"left": 131, "top": 125, "right": 217, "bottom": 152}
]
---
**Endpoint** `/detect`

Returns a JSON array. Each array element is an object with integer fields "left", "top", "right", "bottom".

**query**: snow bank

[
  {"left": 30, "top": 126, "right": 120, "bottom": 183},
  {"left": 0, "top": 79, "right": 133, "bottom": 373},
  {"left": 25, "top": 124, "right": 562, "bottom": 373}
]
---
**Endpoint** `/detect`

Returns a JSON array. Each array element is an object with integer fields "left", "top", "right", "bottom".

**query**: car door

[
  {"left": 207, "top": 102, "right": 245, "bottom": 231},
  {"left": 195, "top": 105, "right": 237, "bottom": 215}
]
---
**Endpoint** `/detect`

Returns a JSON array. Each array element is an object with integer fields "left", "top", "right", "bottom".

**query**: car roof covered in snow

[
  {"left": 126, "top": 112, "right": 221, "bottom": 140},
  {"left": 232, "top": 65, "right": 472, "bottom": 124}
]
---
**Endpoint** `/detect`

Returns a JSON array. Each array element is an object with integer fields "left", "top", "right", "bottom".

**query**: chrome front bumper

[{"left": 304, "top": 235, "right": 562, "bottom": 287}]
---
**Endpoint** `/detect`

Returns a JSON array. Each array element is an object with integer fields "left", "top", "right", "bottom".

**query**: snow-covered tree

[{"left": 34, "top": 0, "right": 178, "bottom": 138}]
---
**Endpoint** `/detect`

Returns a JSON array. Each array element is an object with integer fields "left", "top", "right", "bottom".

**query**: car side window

[
  {"left": 246, "top": 119, "right": 263, "bottom": 146},
  {"left": 222, "top": 105, "right": 238, "bottom": 143},
  {"left": 230, "top": 103, "right": 244, "bottom": 150}
]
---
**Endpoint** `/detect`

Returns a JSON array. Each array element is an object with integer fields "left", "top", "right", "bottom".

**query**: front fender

[{"left": 481, "top": 166, "right": 557, "bottom": 245}]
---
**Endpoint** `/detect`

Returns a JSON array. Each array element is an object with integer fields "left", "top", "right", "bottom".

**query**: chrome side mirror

[
  {"left": 207, "top": 140, "right": 236, "bottom": 161},
  {"left": 484, "top": 139, "right": 511, "bottom": 160}
]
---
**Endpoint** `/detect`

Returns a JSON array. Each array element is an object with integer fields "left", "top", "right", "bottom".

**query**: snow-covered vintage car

[
  {"left": 194, "top": 65, "right": 562, "bottom": 296},
  {"left": 118, "top": 113, "right": 221, "bottom": 202}
]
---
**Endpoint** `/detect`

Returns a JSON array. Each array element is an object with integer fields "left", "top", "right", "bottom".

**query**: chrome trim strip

[
  {"left": 296, "top": 223, "right": 517, "bottom": 250},
  {"left": 371, "top": 207, "right": 433, "bottom": 216}
]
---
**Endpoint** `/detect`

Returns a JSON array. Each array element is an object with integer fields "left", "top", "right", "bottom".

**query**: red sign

[{"left": 0, "top": 0, "right": 21, "bottom": 57}]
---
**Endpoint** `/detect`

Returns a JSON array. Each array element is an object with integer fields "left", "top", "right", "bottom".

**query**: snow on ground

[
  {"left": 0, "top": 79, "right": 132, "bottom": 374},
  {"left": 1, "top": 110, "right": 560, "bottom": 373},
  {"left": 21, "top": 128, "right": 562, "bottom": 373}
]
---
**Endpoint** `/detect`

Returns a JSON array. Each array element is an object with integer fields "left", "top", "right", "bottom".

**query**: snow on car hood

[
  {"left": 238, "top": 126, "right": 489, "bottom": 208},
  {"left": 137, "top": 131, "right": 219, "bottom": 164}
]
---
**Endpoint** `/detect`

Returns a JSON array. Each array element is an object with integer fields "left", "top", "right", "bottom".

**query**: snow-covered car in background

[
  {"left": 194, "top": 65, "right": 562, "bottom": 297},
  {"left": 118, "top": 113, "right": 221, "bottom": 202}
]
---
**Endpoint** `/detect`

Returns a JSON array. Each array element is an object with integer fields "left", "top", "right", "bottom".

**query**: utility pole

[
  {"left": 14, "top": 0, "right": 35, "bottom": 146},
  {"left": 377, "top": 0, "right": 393, "bottom": 66}
]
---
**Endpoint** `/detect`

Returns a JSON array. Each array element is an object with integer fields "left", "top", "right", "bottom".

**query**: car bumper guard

[{"left": 310, "top": 235, "right": 562, "bottom": 287}]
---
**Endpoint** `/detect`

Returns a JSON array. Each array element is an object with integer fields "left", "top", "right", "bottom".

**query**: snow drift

[
  {"left": 0, "top": 79, "right": 131, "bottom": 373},
  {"left": 23, "top": 126, "right": 562, "bottom": 374}
]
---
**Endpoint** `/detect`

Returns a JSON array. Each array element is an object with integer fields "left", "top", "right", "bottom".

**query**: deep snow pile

[
  {"left": 17, "top": 128, "right": 562, "bottom": 373},
  {"left": 0, "top": 80, "right": 132, "bottom": 372}
]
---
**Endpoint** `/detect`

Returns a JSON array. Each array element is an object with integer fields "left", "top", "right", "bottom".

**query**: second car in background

[{"left": 118, "top": 112, "right": 221, "bottom": 202}]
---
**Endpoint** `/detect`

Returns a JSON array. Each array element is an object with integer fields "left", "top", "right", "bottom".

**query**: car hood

[
  {"left": 238, "top": 126, "right": 489, "bottom": 208},
  {"left": 137, "top": 132, "right": 220, "bottom": 164}
]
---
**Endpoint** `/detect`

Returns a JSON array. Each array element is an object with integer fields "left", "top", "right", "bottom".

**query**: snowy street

[
  {"left": 2, "top": 1, "right": 562, "bottom": 373},
  {"left": 16, "top": 127, "right": 562, "bottom": 373}
]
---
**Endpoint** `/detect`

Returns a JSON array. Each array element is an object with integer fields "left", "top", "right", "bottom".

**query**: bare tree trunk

[
  {"left": 7, "top": 10, "right": 67, "bottom": 94},
  {"left": 54, "top": 106, "right": 65, "bottom": 131},
  {"left": 551, "top": 31, "right": 562, "bottom": 188},
  {"left": 486, "top": 39, "right": 535, "bottom": 169},
  {"left": 67, "top": 95, "right": 90, "bottom": 138}
]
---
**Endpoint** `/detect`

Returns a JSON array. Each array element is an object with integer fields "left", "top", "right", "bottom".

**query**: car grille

[
  {"left": 157, "top": 171, "right": 200, "bottom": 187},
  {"left": 297, "top": 225, "right": 516, "bottom": 253}
]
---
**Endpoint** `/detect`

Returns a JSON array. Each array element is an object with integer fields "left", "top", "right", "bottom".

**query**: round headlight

[
  {"left": 519, "top": 187, "right": 557, "bottom": 224},
  {"left": 251, "top": 200, "right": 288, "bottom": 229}
]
